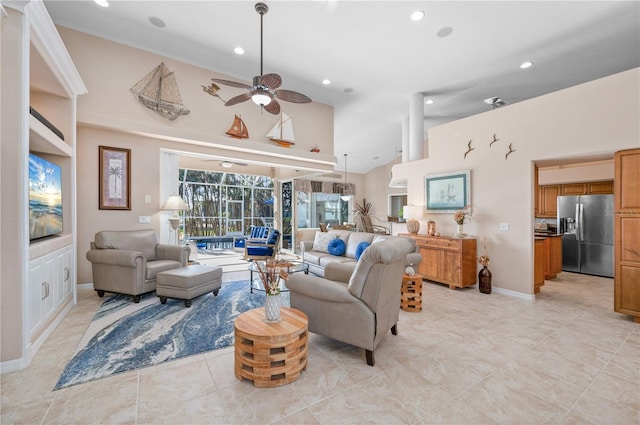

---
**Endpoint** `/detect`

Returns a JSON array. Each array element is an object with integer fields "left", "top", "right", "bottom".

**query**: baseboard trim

[{"left": 491, "top": 286, "right": 535, "bottom": 301}]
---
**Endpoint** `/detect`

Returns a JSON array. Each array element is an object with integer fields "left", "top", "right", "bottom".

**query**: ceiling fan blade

[
  {"left": 276, "top": 89, "right": 312, "bottom": 104},
  {"left": 260, "top": 73, "right": 282, "bottom": 90},
  {"left": 225, "top": 92, "right": 252, "bottom": 106},
  {"left": 263, "top": 99, "right": 281, "bottom": 115},
  {"left": 212, "top": 78, "right": 252, "bottom": 90}
]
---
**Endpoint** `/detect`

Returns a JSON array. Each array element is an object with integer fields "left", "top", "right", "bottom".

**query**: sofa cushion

[
  {"left": 355, "top": 241, "right": 370, "bottom": 260},
  {"left": 146, "top": 260, "right": 182, "bottom": 280},
  {"left": 266, "top": 228, "right": 280, "bottom": 244},
  {"left": 345, "top": 232, "right": 375, "bottom": 258},
  {"left": 328, "top": 229, "right": 352, "bottom": 244},
  {"left": 319, "top": 255, "right": 354, "bottom": 268},
  {"left": 313, "top": 231, "right": 337, "bottom": 253},
  {"left": 372, "top": 234, "right": 392, "bottom": 245},
  {"left": 95, "top": 229, "right": 158, "bottom": 261},
  {"left": 303, "top": 250, "right": 333, "bottom": 266},
  {"left": 327, "top": 238, "right": 346, "bottom": 256}
]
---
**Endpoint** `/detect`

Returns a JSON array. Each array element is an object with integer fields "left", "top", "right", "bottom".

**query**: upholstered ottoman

[{"left": 156, "top": 265, "right": 222, "bottom": 307}]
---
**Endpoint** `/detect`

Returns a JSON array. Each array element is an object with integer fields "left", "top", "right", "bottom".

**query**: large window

[
  {"left": 296, "top": 192, "right": 352, "bottom": 229},
  {"left": 178, "top": 169, "right": 274, "bottom": 237}
]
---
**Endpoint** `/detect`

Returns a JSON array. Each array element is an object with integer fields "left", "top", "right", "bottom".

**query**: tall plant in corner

[{"left": 352, "top": 198, "right": 371, "bottom": 231}]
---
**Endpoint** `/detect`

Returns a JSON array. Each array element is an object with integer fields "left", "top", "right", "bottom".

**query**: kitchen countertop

[{"left": 534, "top": 232, "right": 563, "bottom": 238}]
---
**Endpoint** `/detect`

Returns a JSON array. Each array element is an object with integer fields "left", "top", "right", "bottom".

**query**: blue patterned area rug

[{"left": 54, "top": 280, "right": 289, "bottom": 390}]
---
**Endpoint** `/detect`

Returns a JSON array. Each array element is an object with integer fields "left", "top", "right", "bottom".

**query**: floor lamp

[{"left": 161, "top": 195, "right": 188, "bottom": 245}]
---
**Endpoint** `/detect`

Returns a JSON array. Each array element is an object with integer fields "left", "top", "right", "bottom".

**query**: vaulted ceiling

[{"left": 44, "top": 1, "right": 640, "bottom": 173}]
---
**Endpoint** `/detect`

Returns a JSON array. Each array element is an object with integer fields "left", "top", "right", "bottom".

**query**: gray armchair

[
  {"left": 286, "top": 237, "right": 416, "bottom": 366},
  {"left": 86, "top": 230, "right": 190, "bottom": 302}
]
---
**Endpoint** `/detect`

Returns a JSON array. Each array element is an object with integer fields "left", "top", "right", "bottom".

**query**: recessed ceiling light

[
  {"left": 234, "top": 47, "right": 245, "bottom": 55},
  {"left": 425, "top": 99, "right": 434, "bottom": 105},
  {"left": 322, "top": 79, "right": 331, "bottom": 85},
  {"left": 437, "top": 26, "right": 453, "bottom": 38},
  {"left": 520, "top": 61, "right": 533, "bottom": 69},
  {"left": 148, "top": 16, "right": 166, "bottom": 28},
  {"left": 94, "top": 0, "right": 109, "bottom": 7},
  {"left": 410, "top": 10, "right": 425, "bottom": 21}
]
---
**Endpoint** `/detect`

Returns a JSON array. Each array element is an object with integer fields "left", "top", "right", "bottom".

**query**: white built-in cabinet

[
  {"left": 28, "top": 245, "right": 74, "bottom": 339},
  {"left": 1, "top": 1, "right": 86, "bottom": 371}
]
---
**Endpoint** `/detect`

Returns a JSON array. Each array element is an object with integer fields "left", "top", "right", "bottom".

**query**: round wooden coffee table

[{"left": 234, "top": 307, "right": 308, "bottom": 387}]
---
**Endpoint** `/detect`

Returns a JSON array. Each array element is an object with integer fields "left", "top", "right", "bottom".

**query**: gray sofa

[
  {"left": 86, "top": 229, "right": 190, "bottom": 302},
  {"left": 300, "top": 229, "right": 421, "bottom": 277},
  {"left": 288, "top": 237, "right": 415, "bottom": 366}
]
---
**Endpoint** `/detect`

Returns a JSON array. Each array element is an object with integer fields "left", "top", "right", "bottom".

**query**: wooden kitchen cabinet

[
  {"left": 543, "top": 235, "right": 563, "bottom": 280},
  {"left": 538, "top": 185, "right": 560, "bottom": 218},
  {"left": 614, "top": 148, "right": 640, "bottom": 323},
  {"left": 534, "top": 238, "right": 545, "bottom": 294},
  {"left": 561, "top": 183, "right": 587, "bottom": 196},
  {"left": 561, "top": 181, "right": 614, "bottom": 196},
  {"left": 536, "top": 180, "right": 613, "bottom": 218},
  {"left": 401, "top": 234, "right": 477, "bottom": 290},
  {"left": 587, "top": 181, "right": 614, "bottom": 194}
]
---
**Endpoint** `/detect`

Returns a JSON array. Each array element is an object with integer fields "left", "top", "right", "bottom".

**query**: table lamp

[{"left": 161, "top": 194, "right": 188, "bottom": 244}]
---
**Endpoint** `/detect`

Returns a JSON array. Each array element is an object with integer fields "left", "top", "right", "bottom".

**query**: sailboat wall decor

[
  {"left": 226, "top": 115, "right": 249, "bottom": 139},
  {"left": 130, "top": 62, "right": 190, "bottom": 120},
  {"left": 267, "top": 112, "right": 296, "bottom": 148}
]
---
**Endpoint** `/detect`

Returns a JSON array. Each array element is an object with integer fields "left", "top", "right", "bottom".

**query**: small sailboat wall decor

[
  {"left": 267, "top": 112, "right": 296, "bottom": 148},
  {"left": 226, "top": 115, "right": 249, "bottom": 139},
  {"left": 130, "top": 62, "right": 190, "bottom": 120}
]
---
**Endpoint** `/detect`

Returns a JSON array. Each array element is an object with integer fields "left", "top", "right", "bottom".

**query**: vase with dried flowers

[
  {"left": 255, "top": 259, "right": 290, "bottom": 322},
  {"left": 453, "top": 205, "right": 471, "bottom": 237},
  {"left": 478, "top": 254, "right": 492, "bottom": 294}
]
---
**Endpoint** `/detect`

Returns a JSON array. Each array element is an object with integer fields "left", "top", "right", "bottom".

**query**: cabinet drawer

[{"left": 415, "top": 237, "right": 461, "bottom": 251}]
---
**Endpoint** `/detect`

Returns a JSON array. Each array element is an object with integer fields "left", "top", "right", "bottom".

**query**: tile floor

[{"left": 1, "top": 271, "right": 638, "bottom": 424}]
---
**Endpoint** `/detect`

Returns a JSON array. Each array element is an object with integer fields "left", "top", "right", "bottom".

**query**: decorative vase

[
  {"left": 479, "top": 266, "right": 492, "bottom": 294},
  {"left": 427, "top": 220, "right": 436, "bottom": 236},
  {"left": 407, "top": 219, "right": 420, "bottom": 234},
  {"left": 264, "top": 292, "right": 282, "bottom": 323},
  {"left": 456, "top": 223, "right": 466, "bottom": 237}
]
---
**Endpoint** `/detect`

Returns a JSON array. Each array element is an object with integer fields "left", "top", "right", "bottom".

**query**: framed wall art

[
  {"left": 99, "top": 146, "right": 131, "bottom": 210},
  {"left": 425, "top": 170, "right": 470, "bottom": 213}
]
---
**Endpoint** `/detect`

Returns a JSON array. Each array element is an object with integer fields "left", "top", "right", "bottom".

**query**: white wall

[{"left": 368, "top": 68, "right": 639, "bottom": 296}]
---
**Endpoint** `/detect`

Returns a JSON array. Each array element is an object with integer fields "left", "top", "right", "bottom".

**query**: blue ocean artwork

[{"left": 29, "top": 153, "right": 63, "bottom": 240}]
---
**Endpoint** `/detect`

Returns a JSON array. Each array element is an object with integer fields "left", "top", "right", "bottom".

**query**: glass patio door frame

[{"left": 226, "top": 199, "right": 244, "bottom": 235}]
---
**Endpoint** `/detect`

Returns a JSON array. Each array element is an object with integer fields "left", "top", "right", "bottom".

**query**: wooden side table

[
  {"left": 234, "top": 306, "right": 308, "bottom": 387},
  {"left": 401, "top": 274, "right": 423, "bottom": 312}
]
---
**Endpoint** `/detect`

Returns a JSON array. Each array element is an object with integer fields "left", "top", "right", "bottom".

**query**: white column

[
  {"left": 159, "top": 151, "right": 180, "bottom": 244},
  {"left": 409, "top": 92, "right": 424, "bottom": 161},
  {"left": 401, "top": 115, "right": 409, "bottom": 163}
]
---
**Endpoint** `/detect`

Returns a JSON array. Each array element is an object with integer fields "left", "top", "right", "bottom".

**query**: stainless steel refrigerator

[{"left": 557, "top": 194, "right": 614, "bottom": 277}]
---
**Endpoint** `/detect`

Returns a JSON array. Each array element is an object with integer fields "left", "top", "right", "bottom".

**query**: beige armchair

[
  {"left": 286, "top": 237, "right": 416, "bottom": 366},
  {"left": 86, "top": 230, "right": 190, "bottom": 302}
]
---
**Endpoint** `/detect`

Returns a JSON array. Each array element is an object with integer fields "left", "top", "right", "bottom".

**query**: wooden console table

[
  {"left": 234, "top": 307, "right": 308, "bottom": 387},
  {"left": 400, "top": 234, "right": 477, "bottom": 290}
]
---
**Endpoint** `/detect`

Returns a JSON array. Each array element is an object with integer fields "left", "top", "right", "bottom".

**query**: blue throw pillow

[
  {"left": 327, "top": 238, "right": 346, "bottom": 256},
  {"left": 355, "top": 241, "right": 370, "bottom": 260}
]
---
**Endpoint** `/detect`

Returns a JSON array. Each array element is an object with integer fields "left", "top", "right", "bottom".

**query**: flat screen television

[{"left": 29, "top": 152, "right": 63, "bottom": 241}]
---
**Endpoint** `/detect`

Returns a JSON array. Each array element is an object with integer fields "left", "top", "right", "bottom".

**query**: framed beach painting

[
  {"left": 425, "top": 170, "right": 470, "bottom": 213},
  {"left": 99, "top": 146, "right": 131, "bottom": 210}
]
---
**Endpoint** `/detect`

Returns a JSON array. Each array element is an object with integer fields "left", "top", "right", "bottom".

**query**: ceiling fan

[
  {"left": 212, "top": 2, "right": 311, "bottom": 115},
  {"left": 200, "top": 158, "right": 248, "bottom": 168}
]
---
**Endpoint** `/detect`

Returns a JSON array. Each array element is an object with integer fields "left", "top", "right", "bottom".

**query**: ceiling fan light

[{"left": 252, "top": 93, "right": 272, "bottom": 106}]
